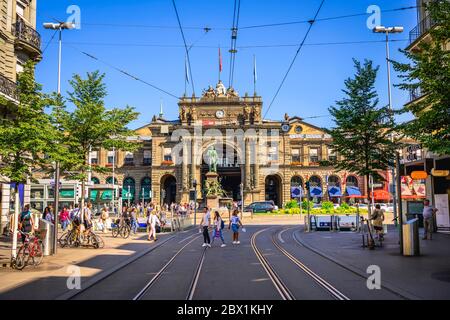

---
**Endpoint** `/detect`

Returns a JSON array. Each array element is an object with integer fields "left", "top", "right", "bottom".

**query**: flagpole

[
  {"left": 218, "top": 46, "right": 222, "bottom": 82},
  {"left": 253, "top": 55, "right": 257, "bottom": 96},
  {"left": 184, "top": 54, "right": 187, "bottom": 97}
]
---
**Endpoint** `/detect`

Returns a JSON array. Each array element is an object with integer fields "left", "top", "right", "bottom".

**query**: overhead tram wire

[
  {"left": 172, "top": 0, "right": 195, "bottom": 96},
  {"left": 263, "top": 0, "right": 326, "bottom": 120},
  {"left": 228, "top": 0, "right": 241, "bottom": 88},
  {"left": 66, "top": 44, "right": 179, "bottom": 99},
  {"left": 241, "top": 5, "right": 418, "bottom": 29}
]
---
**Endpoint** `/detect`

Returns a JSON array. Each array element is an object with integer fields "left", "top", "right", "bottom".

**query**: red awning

[{"left": 372, "top": 189, "right": 392, "bottom": 200}]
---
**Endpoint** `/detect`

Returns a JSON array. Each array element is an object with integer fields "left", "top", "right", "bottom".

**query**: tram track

[
  {"left": 61, "top": 228, "right": 199, "bottom": 300},
  {"left": 289, "top": 227, "right": 411, "bottom": 300},
  {"left": 132, "top": 235, "right": 206, "bottom": 300}
]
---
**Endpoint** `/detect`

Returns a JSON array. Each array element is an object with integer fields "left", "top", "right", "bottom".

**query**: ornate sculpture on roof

[
  {"left": 189, "top": 106, "right": 197, "bottom": 122},
  {"left": 226, "top": 86, "right": 239, "bottom": 98},
  {"left": 253, "top": 106, "right": 261, "bottom": 123},
  {"left": 180, "top": 106, "right": 187, "bottom": 122},
  {"left": 216, "top": 80, "right": 227, "bottom": 97},
  {"left": 202, "top": 85, "right": 216, "bottom": 98},
  {"left": 284, "top": 113, "right": 290, "bottom": 122}
]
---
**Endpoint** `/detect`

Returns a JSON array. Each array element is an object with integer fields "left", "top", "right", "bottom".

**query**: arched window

[
  {"left": 91, "top": 177, "right": 100, "bottom": 184},
  {"left": 309, "top": 175, "right": 322, "bottom": 187},
  {"left": 291, "top": 176, "right": 303, "bottom": 187},
  {"left": 106, "top": 177, "right": 118, "bottom": 185},
  {"left": 122, "top": 177, "right": 135, "bottom": 203},
  {"left": 346, "top": 175, "right": 359, "bottom": 187},
  {"left": 140, "top": 177, "right": 152, "bottom": 202},
  {"left": 327, "top": 175, "right": 340, "bottom": 187}
]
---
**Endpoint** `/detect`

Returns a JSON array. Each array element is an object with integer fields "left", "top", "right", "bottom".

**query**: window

[
  {"left": 291, "top": 148, "right": 301, "bottom": 163},
  {"left": 267, "top": 145, "right": 278, "bottom": 161},
  {"left": 16, "top": 2, "right": 25, "bottom": 17},
  {"left": 328, "top": 147, "right": 337, "bottom": 162},
  {"left": 107, "top": 150, "right": 115, "bottom": 165},
  {"left": 31, "top": 188, "right": 44, "bottom": 200},
  {"left": 89, "top": 151, "right": 98, "bottom": 165},
  {"left": 124, "top": 152, "right": 134, "bottom": 165},
  {"left": 143, "top": 150, "right": 152, "bottom": 165},
  {"left": 16, "top": 61, "right": 24, "bottom": 74},
  {"left": 309, "top": 148, "right": 319, "bottom": 163},
  {"left": 163, "top": 147, "right": 172, "bottom": 162}
]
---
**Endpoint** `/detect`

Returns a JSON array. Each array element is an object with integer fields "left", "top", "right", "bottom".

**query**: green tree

[
  {"left": 55, "top": 71, "right": 139, "bottom": 212},
  {"left": 0, "top": 61, "right": 59, "bottom": 262},
  {"left": 327, "top": 59, "right": 398, "bottom": 210},
  {"left": 393, "top": 1, "right": 450, "bottom": 155}
]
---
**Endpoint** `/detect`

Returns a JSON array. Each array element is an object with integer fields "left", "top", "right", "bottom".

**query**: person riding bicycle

[
  {"left": 370, "top": 204, "right": 385, "bottom": 241},
  {"left": 83, "top": 203, "right": 94, "bottom": 241},
  {"left": 19, "top": 204, "right": 34, "bottom": 243}
]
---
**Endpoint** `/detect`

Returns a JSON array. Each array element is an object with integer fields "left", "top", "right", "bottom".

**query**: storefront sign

[
  {"left": 404, "top": 144, "right": 423, "bottom": 162},
  {"left": 202, "top": 120, "right": 216, "bottom": 126},
  {"left": 411, "top": 171, "right": 428, "bottom": 180},
  {"left": 435, "top": 194, "right": 450, "bottom": 229},
  {"left": 431, "top": 169, "right": 450, "bottom": 177}
]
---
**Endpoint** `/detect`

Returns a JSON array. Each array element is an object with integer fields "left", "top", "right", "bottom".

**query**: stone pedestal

[{"left": 205, "top": 171, "right": 219, "bottom": 210}]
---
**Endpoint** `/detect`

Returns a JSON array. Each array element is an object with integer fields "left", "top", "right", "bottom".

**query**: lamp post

[
  {"left": 373, "top": 25, "right": 404, "bottom": 228},
  {"left": 193, "top": 179, "right": 197, "bottom": 226},
  {"left": 43, "top": 21, "right": 75, "bottom": 255}
]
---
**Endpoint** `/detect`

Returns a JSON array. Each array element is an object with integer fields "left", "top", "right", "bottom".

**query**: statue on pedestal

[
  {"left": 207, "top": 146, "right": 218, "bottom": 172},
  {"left": 216, "top": 80, "right": 227, "bottom": 97}
]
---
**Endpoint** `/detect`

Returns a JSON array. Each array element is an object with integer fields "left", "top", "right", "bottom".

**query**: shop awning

[
  {"left": 310, "top": 186, "right": 323, "bottom": 197},
  {"left": 89, "top": 190, "right": 98, "bottom": 201},
  {"left": 101, "top": 190, "right": 113, "bottom": 200},
  {"left": 291, "top": 187, "right": 304, "bottom": 198},
  {"left": 346, "top": 186, "right": 362, "bottom": 197},
  {"left": 328, "top": 186, "right": 342, "bottom": 197},
  {"left": 372, "top": 189, "right": 392, "bottom": 200}
]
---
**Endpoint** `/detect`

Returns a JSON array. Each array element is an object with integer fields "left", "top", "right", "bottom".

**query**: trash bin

[
  {"left": 403, "top": 218, "right": 420, "bottom": 256},
  {"left": 38, "top": 219, "right": 54, "bottom": 256}
]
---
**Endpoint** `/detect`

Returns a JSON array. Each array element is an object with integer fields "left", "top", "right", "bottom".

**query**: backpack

[{"left": 220, "top": 219, "right": 225, "bottom": 230}]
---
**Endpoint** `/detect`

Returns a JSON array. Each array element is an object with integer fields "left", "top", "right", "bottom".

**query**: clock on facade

[
  {"left": 281, "top": 124, "right": 290, "bottom": 133},
  {"left": 216, "top": 110, "right": 225, "bottom": 119}
]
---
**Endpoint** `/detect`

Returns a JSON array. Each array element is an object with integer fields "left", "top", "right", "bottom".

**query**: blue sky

[{"left": 36, "top": 0, "right": 419, "bottom": 129}]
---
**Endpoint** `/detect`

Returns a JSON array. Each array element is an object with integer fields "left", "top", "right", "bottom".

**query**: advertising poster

[{"left": 435, "top": 194, "right": 450, "bottom": 229}]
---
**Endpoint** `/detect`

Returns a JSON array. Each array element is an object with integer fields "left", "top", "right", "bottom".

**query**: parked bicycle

[
  {"left": 112, "top": 218, "right": 131, "bottom": 239},
  {"left": 15, "top": 230, "right": 44, "bottom": 270},
  {"left": 59, "top": 223, "right": 104, "bottom": 249}
]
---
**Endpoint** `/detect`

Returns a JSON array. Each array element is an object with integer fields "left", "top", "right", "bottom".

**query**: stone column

[
  {"left": 191, "top": 138, "right": 198, "bottom": 194},
  {"left": 253, "top": 137, "right": 260, "bottom": 190},
  {"left": 245, "top": 137, "right": 251, "bottom": 190},
  {"left": 182, "top": 138, "right": 189, "bottom": 191}
]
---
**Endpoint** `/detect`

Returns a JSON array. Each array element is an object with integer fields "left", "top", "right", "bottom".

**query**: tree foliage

[
  {"left": 0, "top": 61, "right": 58, "bottom": 184},
  {"left": 393, "top": 0, "right": 450, "bottom": 155},
  {"left": 54, "top": 71, "right": 140, "bottom": 181},
  {"left": 327, "top": 59, "right": 399, "bottom": 201}
]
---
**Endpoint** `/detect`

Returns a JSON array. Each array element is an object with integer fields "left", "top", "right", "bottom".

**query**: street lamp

[
  {"left": 43, "top": 21, "right": 75, "bottom": 255},
  {"left": 373, "top": 25, "right": 404, "bottom": 228},
  {"left": 192, "top": 179, "right": 197, "bottom": 227}
]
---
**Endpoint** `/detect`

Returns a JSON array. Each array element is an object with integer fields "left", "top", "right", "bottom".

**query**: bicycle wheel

[
  {"left": 31, "top": 241, "right": 44, "bottom": 266},
  {"left": 15, "top": 245, "right": 29, "bottom": 270},
  {"left": 94, "top": 234, "right": 105, "bottom": 249},
  {"left": 59, "top": 231, "right": 69, "bottom": 248},
  {"left": 121, "top": 226, "right": 130, "bottom": 239},
  {"left": 112, "top": 226, "right": 119, "bottom": 238}
]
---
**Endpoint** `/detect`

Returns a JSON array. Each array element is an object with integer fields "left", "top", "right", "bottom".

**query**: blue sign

[{"left": 291, "top": 187, "right": 303, "bottom": 198}]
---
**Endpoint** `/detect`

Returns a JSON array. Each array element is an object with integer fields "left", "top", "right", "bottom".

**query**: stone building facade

[{"left": 84, "top": 82, "right": 367, "bottom": 209}]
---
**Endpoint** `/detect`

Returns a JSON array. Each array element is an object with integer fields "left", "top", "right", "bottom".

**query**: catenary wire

[{"left": 264, "top": 0, "right": 326, "bottom": 120}]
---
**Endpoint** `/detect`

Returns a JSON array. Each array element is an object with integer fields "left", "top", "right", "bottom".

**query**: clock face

[
  {"left": 216, "top": 110, "right": 225, "bottom": 118},
  {"left": 281, "top": 124, "right": 290, "bottom": 132}
]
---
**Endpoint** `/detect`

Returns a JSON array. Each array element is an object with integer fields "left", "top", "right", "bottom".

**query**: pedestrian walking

[
  {"left": 59, "top": 206, "right": 70, "bottom": 231},
  {"left": 370, "top": 204, "right": 385, "bottom": 241},
  {"left": 147, "top": 210, "right": 160, "bottom": 241},
  {"left": 422, "top": 199, "right": 438, "bottom": 240},
  {"left": 130, "top": 207, "right": 138, "bottom": 234},
  {"left": 211, "top": 211, "right": 226, "bottom": 247},
  {"left": 229, "top": 209, "right": 243, "bottom": 244},
  {"left": 200, "top": 207, "right": 211, "bottom": 247},
  {"left": 100, "top": 205, "right": 109, "bottom": 233}
]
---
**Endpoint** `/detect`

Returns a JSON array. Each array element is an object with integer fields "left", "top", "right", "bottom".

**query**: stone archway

[
  {"left": 265, "top": 175, "right": 282, "bottom": 207},
  {"left": 161, "top": 174, "right": 177, "bottom": 205}
]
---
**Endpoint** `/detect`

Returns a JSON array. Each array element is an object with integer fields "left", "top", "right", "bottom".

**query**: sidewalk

[
  {"left": 0, "top": 230, "right": 172, "bottom": 299},
  {"left": 295, "top": 225, "right": 450, "bottom": 299}
]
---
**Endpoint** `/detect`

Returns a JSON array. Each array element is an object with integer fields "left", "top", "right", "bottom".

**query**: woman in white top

[
  {"left": 147, "top": 211, "right": 161, "bottom": 241},
  {"left": 211, "top": 211, "right": 226, "bottom": 247}
]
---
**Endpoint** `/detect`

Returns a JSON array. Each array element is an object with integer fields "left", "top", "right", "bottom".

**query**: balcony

[
  {"left": 12, "top": 16, "right": 42, "bottom": 58},
  {"left": 409, "top": 87, "right": 425, "bottom": 103},
  {"left": 409, "top": 13, "right": 436, "bottom": 46},
  {"left": 0, "top": 73, "right": 19, "bottom": 102}
]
